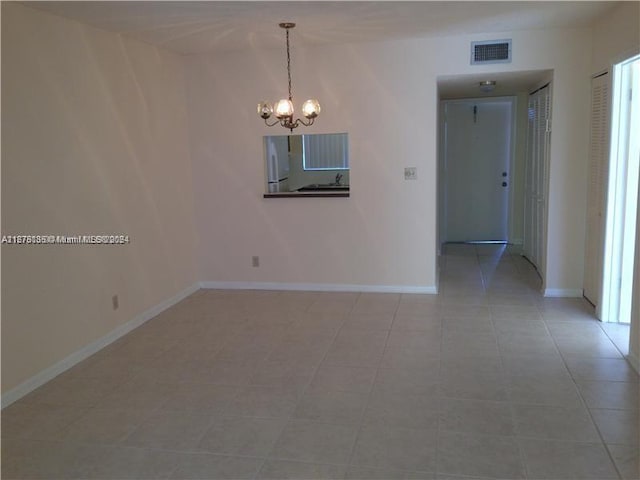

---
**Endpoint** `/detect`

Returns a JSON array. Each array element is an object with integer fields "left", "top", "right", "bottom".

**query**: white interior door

[
  {"left": 444, "top": 99, "right": 513, "bottom": 242},
  {"left": 523, "top": 84, "right": 551, "bottom": 274}
]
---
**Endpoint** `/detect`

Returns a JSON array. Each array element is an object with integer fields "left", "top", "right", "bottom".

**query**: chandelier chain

[{"left": 286, "top": 27, "right": 292, "bottom": 101}]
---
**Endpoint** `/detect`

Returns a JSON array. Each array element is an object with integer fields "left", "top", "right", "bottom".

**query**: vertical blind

[{"left": 302, "top": 133, "right": 349, "bottom": 170}]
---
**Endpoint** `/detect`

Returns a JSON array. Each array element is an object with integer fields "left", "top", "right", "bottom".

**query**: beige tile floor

[{"left": 2, "top": 244, "right": 639, "bottom": 479}]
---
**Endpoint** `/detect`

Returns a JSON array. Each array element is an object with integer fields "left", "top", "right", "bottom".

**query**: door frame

[
  {"left": 439, "top": 96, "right": 518, "bottom": 244},
  {"left": 600, "top": 53, "right": 640, "bottom": 323}
]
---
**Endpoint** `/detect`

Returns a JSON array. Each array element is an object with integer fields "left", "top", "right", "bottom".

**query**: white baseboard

[
  {"left": 627, "top": 352, "right": 640, "bottom": 375},
  {"left": 543, "top": 288, "right": 583, "bottom": 298},
  {"left": 200, "top": 281, "right": 437, "bottom": 294},
  {"left": 1, "top": 283, "right": 200, "bottom": 409}
]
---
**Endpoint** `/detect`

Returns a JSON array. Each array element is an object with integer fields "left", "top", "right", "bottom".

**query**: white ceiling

[
  {"left": 27, "top": 1, "right": 617, "bottom": 55},
  {"left": 438, "top": 69, "right": 553, "bottom": 98}
]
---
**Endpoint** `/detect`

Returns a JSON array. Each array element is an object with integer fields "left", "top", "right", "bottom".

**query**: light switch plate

[{"left": 404, "top": 167, "right": 418, "bottom": 180}]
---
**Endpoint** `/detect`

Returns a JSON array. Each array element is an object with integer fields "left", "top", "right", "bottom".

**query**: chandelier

[{"left": 257, "top": 23, "right": 321, "bottom": 132}]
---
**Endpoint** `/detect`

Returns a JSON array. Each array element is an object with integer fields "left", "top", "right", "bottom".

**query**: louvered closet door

[
  {"left": 524, "top": 85, "right": 551, "bottom": 274},
  {"left": 583, "top": 73, "right": 610, "bottom": 306},
  {"left": 524, "top": 97, "right": 537, "bottom": 265},
  {"left": 536, "top": 88, "right": 551, "bottom": 272}
]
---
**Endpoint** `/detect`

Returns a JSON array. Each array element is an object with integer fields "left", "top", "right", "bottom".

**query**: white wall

[
  {"left": 592, "top": 2, "right": 640, "bottom": 74},
  {"left": 186, "top": 39, "right": 437, "bottom": 290},
  {"left": 185, "top": 26, "right": 592, "bottom": 293},
  {"left": 1, "top": 4, "right": 198, "bottom": 395}
]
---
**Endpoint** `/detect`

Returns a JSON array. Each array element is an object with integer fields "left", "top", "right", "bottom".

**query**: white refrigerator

[{"left": 265, "top": 136, "right": 290, "bottom": 192}]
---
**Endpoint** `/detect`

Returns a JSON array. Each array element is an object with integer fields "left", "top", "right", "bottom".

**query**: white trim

[
  {"left": 507, "top": 97, "right": 518, "bottom": 247},
  {"left": 200, "top": 281, "right": 437, "bottom": 294},
  {"left": 543, "top": 288, "right": 583, "bottom": 297},
  {"left": 1, "top": 283, "right": 200, "bottom": 409},
  {"left": 627, "top": 352, "right": 640, "bottom": 375}
]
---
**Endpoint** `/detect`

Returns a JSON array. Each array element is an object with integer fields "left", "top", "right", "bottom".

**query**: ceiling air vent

[{"left": 471, "top": 39, "right": 512, "bottom": 65}]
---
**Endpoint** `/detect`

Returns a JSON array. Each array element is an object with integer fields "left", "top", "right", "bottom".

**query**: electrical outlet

[
  {"left": 112, "top": 294, "right": 119, "bottom": 310},
  {"left": 252, "top": 256, "right": 260, "bottom": 267},
  {"left": 404, "top": 167, "right": 418, "bottom": 180}
]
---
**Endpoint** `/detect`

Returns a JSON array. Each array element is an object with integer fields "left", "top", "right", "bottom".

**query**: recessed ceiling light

[{"left": 479, "top": 80, "right": 497, "bottom": 93}]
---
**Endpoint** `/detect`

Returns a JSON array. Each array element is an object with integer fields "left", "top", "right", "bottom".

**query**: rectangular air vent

[{"left": 471, "top": 39, "right": 512, "bottom": 65}]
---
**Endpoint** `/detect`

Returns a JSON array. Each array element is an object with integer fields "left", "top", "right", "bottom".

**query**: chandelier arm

[
  {"left": 263, "top": 118, "right": 280, "bottom": 127},
  {"left": 296, "top": 118, "right": 315, "bottom": 127}
]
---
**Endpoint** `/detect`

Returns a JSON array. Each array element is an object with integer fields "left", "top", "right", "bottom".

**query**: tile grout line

[
  {"left": 256, "top": 292, "right": 363, "bottom": 478},
  {"left": 489, "top": 248, "right": 533, "bottom": 480},
  {"left": 487, "top": 246, "right": 532, "bottom": 480},
  {"left": 537, "top": 297, "right": 626, "bottom": 480},
  {"left": 342, "top": 293, "right": 399, "bottom": 474}
]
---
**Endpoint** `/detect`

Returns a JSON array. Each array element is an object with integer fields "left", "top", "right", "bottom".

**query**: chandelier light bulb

[
  {"left": 274, "top": 99, "right": 294, "bottom": 119},
  {"left": 257, "top": 102, "right": 273, "bottom": 119},
  {"left": 302, "top": 99, "right": 321, "bottom": 119}
]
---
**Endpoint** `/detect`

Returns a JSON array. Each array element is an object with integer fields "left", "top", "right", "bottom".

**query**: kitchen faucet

[{"left": 335, "top": 173, "right": 343, "bottom": 185}]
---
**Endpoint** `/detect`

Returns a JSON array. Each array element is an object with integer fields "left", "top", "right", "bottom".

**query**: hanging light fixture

[{"left": 258, "top": 23, "right": 320, "bottom": 132}]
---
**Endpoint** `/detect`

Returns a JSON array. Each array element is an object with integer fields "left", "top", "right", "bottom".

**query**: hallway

[{"left": 2, "top": 245, "right": 638, "bottom": 479}]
